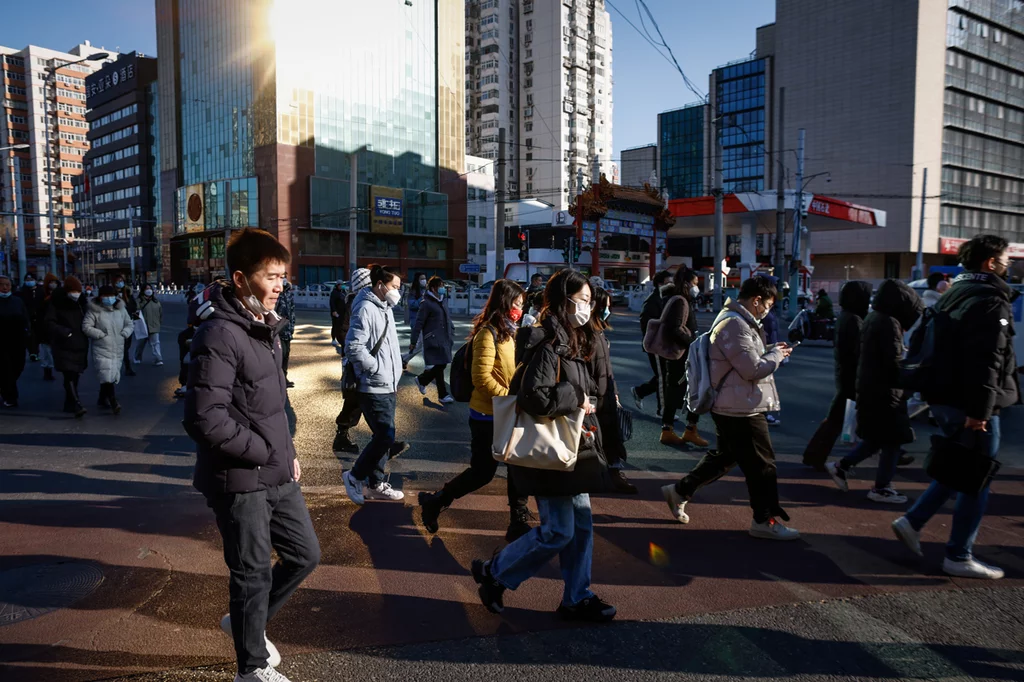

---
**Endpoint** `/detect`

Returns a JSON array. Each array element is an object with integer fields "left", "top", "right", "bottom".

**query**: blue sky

[{"left": 0, "top": 0, "right": 775, "bottom": 161}]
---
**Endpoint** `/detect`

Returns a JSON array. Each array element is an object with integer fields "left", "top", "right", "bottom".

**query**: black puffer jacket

[
  {"left": 834, "top": 281, "right": 872, "bottom": 399},
  {"left": 639, "top": 287, "right": 665, "bottom": 336},
  {"left": 855, "top": 279, "right": 923, "bottom": 445},
  {"left": 44, "top": 289, "right": 89, "bottom": 373},
  {"left": 589, "top": 329, "right": 627, "bottom": 465},
  {"left": 922, "top": 271, "right": 1019, "bottom": 420},
  {"left": 508, "top": 316, "right": 610, "bottom": 497},
  {"left": 183, "top": 281, "right": 294, "bottom": 496}
]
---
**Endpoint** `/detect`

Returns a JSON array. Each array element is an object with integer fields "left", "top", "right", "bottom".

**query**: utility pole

[
  {"left": 913, "top": 168, "right": 928, "bottom": 280},
  {"left": 45, "top": 76, "right": 57, "bottom": 276},
  {"left": 712, "top": 103, "right": 725, "bottom": 311},
  {"left": 348, "top": 151, "right": 358, "bottom": 278},
  {"left": 495, "top": 127, "right": 506, "bottom": 281},
  {"left": 774, "top": 87, "right": 786, "bottom": 276},
  {"left": 789, "top": 128, "right": 805, "bottom": 316},
  {"left": 9, "top": 155, "right": 25, "bottom": 280},
  {"left": 61, "top": 214, "right": 68, "bottom": 276},
  {"left": 129, "top": 214, "right": 136, "bottom": 285}
]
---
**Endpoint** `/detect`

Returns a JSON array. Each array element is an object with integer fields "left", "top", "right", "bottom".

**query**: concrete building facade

[
  {"left": 465, "top": 153, "right": 495, "bottom": 281},
  {"left": 620, "top": 143, "right": 656, "bottom": 188}
]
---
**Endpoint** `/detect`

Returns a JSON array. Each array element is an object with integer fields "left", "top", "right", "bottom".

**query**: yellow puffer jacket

[{"left": 469, "top": 324, "right": 516, "bottom": 415}]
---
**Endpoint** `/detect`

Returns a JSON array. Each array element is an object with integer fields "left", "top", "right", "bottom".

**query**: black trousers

[
  {"left": 123, "top": 337, "right": 133, "bottom": 370},
  {"left": 280, "top": 338, "right": 291, "bottom": 376},
  {"left": 0, "top": 349, "right": 26, "bottom": 404},
  {"left": 418, "top": 363, "right": 449, "bottom": 399},
  {"left": 335, "top": 387, "right": 363, "bottom": 433},
  {"left": 441, "top": 418, "right": 527, "bottom": 511},
  {"left": 331, "top": 317, "right": 344, "bottom": 344},
  {"left": 209, "top": 481, "right": 320, "bottom": 675},
  {"left": 634, "top": 352, "right": 663, "bottom": 411},
  {"left": 802, "top": 392, "right": 848, "bottom": 469},
  {"left": 662, "top": 356, "right": 699, "bottom": 429},
  {"left": 62, "top": 371, "right": 81, "bottom": 404},
  {"left": 676, "top": 413, "right": 782, "bottom": 523},
  {"left": 99, "top": 382, "right": 117, "bottom": 403}
]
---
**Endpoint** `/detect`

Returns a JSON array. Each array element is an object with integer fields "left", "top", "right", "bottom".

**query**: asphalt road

[{"left": 1, "top": 302, "right": 1022, "bottom": 681}]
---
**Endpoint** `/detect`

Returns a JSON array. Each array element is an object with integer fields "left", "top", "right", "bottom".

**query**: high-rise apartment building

[
  {"left": 465, "top": 0, "right": 614, "bottom": 211},
  {"left": 0, "top": 41, "right": 112, "bottom": 276},
  {"left": 465, "top": 153, "right": 495, "bottom": 280},
  {"left": 155, "top": 0, "right": 466, "bottom": 286}
]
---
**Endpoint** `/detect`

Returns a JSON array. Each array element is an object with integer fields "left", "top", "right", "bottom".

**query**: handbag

[
  {"left": 133, "top": 314, "right": 149, "bottom": 341},
  {"left": 643, "top": 295, "right": 691, "bottom": 360},
  {"left": 341, "top": 315, "right": 390, "bottom": 391},
  {"left": 840, "top": 399, "right": 858, "bottom": 444},
  {"left": 492, "top": 355, "right": 586, "bottom": 471},
  {"left": 617, "top": 404, "right": 633, "bottom": 442},
  {"left": 925, "top": 429, "right": 1001, "bottom": 496}
]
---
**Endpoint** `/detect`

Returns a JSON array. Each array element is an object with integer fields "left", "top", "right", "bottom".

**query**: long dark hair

[
  {"left": 590, "top": 287, "right": 612, "bottom": 331},
  {"left": 540, "top": 268, "right": 593, "bottom": 359},
  {"left": 471, "top": 279, "right": 525, "bottom": 344},
  {"left": 410, "top": 271, "right": 427, "bottom": 297},
  {"left": 369, "top": 263, "right": 399, "bottom": 287},
  {"left": 673, "top": 266, "right": 697, "bottom": 301}
]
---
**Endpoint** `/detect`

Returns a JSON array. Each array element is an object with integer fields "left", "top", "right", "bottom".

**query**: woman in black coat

[
  {"left": 802, "top": 280, "right": 873, "bottom": 469},
  {"left": 471, "top": 269, "right": 616, "bottom": 624},
  {"left": 411, "top": 276, "right": 455, "bottom": 403},
  {"left": 825, "top": 279, "right": 923, "bottom": 505},
  {"left": 588, "top": 287, "right": 635, "bottom": 494},
  {"left": 44, "top": 277, "right": 89, "bottom": 417}
]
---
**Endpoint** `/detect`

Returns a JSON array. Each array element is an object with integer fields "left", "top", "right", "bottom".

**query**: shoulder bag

[{"left": 341, "top": 314, "right": 390, "bottom": 391}]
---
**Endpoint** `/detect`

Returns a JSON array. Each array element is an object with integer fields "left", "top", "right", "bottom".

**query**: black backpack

[
  {"left": 901, "top": 306, "right": 954, "bottom": 394},
  {"left": 449, "top": 326, "right": 498, "bottom": 402}
]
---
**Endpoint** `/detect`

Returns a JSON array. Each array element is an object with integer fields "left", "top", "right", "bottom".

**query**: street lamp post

[
  {"left": 2, "top": 144, "right": 30, "bottom": 280},
  {"left": 43, "top": 52, "right": 108, "bottom": 276}
]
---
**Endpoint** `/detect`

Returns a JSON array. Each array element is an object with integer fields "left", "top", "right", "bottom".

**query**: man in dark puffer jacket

[
  {"left": 893, "top": 234, "right": 1019, "bottom": 580},
  {"left": 184, "top": 229, "right": 319, "bottom": 682}
]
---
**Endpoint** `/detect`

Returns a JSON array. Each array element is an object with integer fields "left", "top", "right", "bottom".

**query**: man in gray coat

[
  {"left": 183, "top": 229, "right": 319, "bottom": 682},
  {"left": 342, "top": 265, "right": 405, "bottom": 504}
]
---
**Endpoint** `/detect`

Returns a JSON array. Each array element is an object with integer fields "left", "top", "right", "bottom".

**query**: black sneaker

[
  {"left": 418, "top": 491, "right": 448, "bottom": 534},
  {"left": 556, "top": 595, "right": 617, "bottom": 623},
  {"left": 332, "top": 432, "right": 359, "bottom": 454},
  {"left": 505, "top": 508, "right": 533, "bottom": 542},
  {"left": 389, "top": 441, "right": 410, "bottom": 459},
  {"left": 897, "top": 453, "right": 915, "bottom": 467},
  {"left": 471, "top": 559, "right": 505, "bottom": 614},
  {"left": 609, "top": 468, "right": 638, "bottom": 495}
]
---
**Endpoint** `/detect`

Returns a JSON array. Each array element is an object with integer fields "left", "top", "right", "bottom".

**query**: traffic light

[
  {"left": 573, "top": 236, "right": 581, "bottom": 262},
  {"left": 517, "top": 231, "right": 528, "bottom": 261},
  {"left": 562, "top": 239, "right": 571, "bottom": 264}
]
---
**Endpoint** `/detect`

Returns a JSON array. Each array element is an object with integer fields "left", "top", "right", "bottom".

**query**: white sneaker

[
  {"left": 365, "top": 481, "right": 405, "bottom": 501},
  {"left": 174, "top": 386, "right": 186, "bottom": 397},
  {"left": 235, "top": 666, "right": 292, "bottom": 682},
  {"left": 155, "top": 360, "right": 164, "bottom": 366},
  {"left": 342, "top": 470, "right": 365, "bottom": 505},
  {"left": 891, "top": 516, "right": 923, "bottom": 557},
  {"left": 220, "top": 614, "right": 281, "bottom": 668},
  {"left": 417, "top": 380, "right": 428, "bottom": 396},
  {"left": 825, "top": 461, "right": 849, "bottom": 492},
  {"left": 942, "top": 557, "right": 1004, "bottom": 580},
  {"left": 660, "top": 484, "right": 689, "bottom": 524},
  {"left": 440, "top": 395, "right": 454, "bottom": 404},
  {"left": 749, "top": 518, "right": 800, "bottom": 541},
  {"left": 331, "top": 339, "right": 340, "bottom": 347},
  {"left": 867, "top": 487, "right": 907, "bottom": 505}
]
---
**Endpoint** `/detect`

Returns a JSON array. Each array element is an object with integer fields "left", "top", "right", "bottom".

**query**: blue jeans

[
  {"left": 490, "top": 494, "right": 594, "bottom": 607},
  {"left": 351, "top": 392, "right": 396, "bottom": 486},
  {"left": 906, "top": 405, "right": 1001, "bottom": 561},
  {"left": 839, "top": 440, "right": 901, "bottom": 490}
]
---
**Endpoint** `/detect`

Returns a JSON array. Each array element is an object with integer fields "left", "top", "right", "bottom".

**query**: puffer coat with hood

[
  {"left": 183, "top": 280, "right": 295, "bottom": 496},
  {"left": 45, "top": 289, "right": 89, "bottom": 373},
  {"left": 855, "top": 279, "right": 924, "bottom": 445},
  {"left": 507, "top": 316, "right": 610, "bottom": 497},
  {"left": 834, "top": 280, "right": 873, "bottom": 400},
  {"left": 82, "top": 298, "right": 134, "bottom": 383},
  {"left": 709, "top": 299, "right": 786, "bottom": 416}
]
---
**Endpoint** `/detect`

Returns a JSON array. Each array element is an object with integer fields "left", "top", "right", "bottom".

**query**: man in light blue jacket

[{"left": 342, "top": 265, "right": 404, "bottom": 504}]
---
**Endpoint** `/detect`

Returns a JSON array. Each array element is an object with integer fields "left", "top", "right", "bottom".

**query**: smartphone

[{"left": 788, "top": 341, "right": 801, "bottom": 349}]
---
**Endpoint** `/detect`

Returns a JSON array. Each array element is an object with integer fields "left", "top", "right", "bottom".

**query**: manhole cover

[{"left": 0, "top": 562, "right": 104, "bottom": 626}]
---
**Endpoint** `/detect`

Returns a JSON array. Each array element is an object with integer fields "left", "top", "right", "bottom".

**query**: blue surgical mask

[
  {"left": 25, "top": 280, "right": 36, "bottom": 288},
  {"left": 115, "top": 281, "right": 125, "bottom": 289},
  {"left": 101, "top": 296, "right": 117, "bottom": 306},
  {"left": 601, "top": 307, "right": 611, "bottom": 321},
  {"left": 0, "top": 292, "right": 11, "bottom": 299}
]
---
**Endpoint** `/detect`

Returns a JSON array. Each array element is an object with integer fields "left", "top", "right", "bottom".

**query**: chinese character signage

[
  {"left": 370, "top": 185, "right": 404, "bottom": 235},
  {"left": 86, "top": 59, "right": 136, "bottom": 99}
]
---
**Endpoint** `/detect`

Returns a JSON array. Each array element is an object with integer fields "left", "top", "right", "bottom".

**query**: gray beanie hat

[{"left": 349, "top": 268, "right": 372, "bottom": 291}]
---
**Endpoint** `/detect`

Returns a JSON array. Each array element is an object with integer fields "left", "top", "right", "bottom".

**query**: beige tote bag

[{"left": 491, "top": 356, "right": 585, "bottom": 471}]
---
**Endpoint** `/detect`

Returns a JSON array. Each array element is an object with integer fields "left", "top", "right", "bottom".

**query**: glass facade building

[
  {"left": 940, "top": 0, "right": 1024, "bottom": 243},
  {"left": 714, "top": 58, "right": 766, "bottom": 193},
  {"left": 658, "top": 103, "right": 705, "bottom": 199}
]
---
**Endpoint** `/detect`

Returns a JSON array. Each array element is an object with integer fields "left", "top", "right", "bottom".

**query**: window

[
  {"left": 468, "top": 215, "right": 476, "bottom": 227},
  {"left": 467, "top": 243, "right": 476, "bottom": 255},
  {"left": 479, "top": 217, "right": 487, "bottom": 230},
  {"left": 479, "top": 243, "right": 487, "bottom": 254},
  {"left": 4, "top": 85, "right": 26, "bottom": 96}
]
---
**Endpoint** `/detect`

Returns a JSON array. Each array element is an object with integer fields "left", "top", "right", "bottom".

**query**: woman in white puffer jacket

[{"left": 82, "top": 284, "right": 134, "bottom": 413}]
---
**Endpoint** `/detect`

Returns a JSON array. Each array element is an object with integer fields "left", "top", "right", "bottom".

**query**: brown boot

[
  {"left": 682, "top": 425, "right": 709, "bottom": 448},
  {"left": 660, "top": 428, "right": 687, "bottom": 447}
]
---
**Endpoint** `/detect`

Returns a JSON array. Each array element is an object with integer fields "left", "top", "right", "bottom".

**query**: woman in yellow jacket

[{"left": 419, "top": 279, "right": 531, "bottom": 541}]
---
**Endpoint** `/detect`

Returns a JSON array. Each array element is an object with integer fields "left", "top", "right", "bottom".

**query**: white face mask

[
  {"left": 570, "top": 298, "right": 591, "bottom": 328},
  {"left": 68, "top": 291, "right": 82, "bottom": 301},
  {"left": 690, "top": 285, "right": 700, "bottom": 298},
  {"left": 418, "top": 278, "right": 427, "bottom": 287},
  {"left": 240, "top": 277, "right": 272, "bottom": 316},
  {"left": 144, "top": 289, "right": 153, "bottom": 297},
  {"left": 385, "top": 288, "right": 402, "bottom": 307}
]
